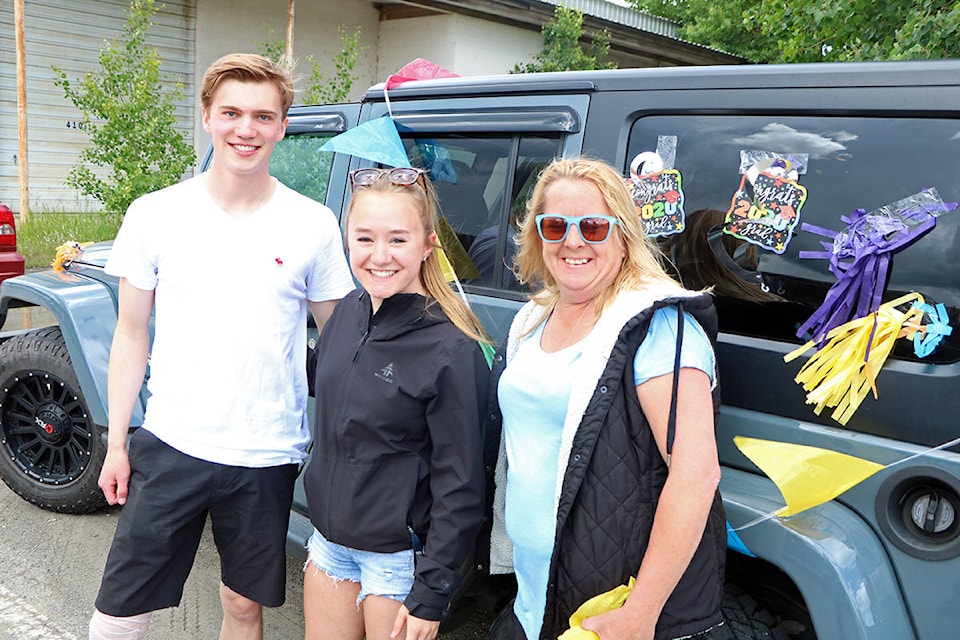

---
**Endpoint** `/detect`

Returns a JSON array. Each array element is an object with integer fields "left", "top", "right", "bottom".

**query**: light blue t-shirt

[{"left": 498, "top": 306, "right": 713, "bottom": 640}]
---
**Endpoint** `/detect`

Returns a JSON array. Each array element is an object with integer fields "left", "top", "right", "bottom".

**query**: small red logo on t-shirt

[{"left": 275, "top": 258, "right": 284, "bottom": 266}]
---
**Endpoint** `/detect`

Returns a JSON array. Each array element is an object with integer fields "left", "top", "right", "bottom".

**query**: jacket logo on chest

[{"left": 374, "top": 362, "right": 395, "bottom": 383}]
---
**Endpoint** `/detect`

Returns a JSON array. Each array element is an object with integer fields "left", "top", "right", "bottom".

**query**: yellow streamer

[
  {"left": 558, "top": 578, "right": 636, "bottom": 640},
  {"left": 734, "top": 436, "right": 885, "bottom": 517},
  {"left": 784, "top": 293, "right": 926, "bottom": 425}
]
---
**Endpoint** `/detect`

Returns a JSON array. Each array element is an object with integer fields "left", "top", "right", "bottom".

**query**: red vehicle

[{"left": 0, "top": 204, "right": 25, "bottom": 284}]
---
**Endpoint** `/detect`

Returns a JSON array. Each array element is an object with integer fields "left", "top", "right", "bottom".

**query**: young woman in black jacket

[{"left": 302, "top": 167, "right": 490, "bottom": 640}]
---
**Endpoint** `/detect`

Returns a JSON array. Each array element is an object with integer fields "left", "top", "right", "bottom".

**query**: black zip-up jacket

[{"left": 304, "top": 290, "right": 489, "bottom": 621}]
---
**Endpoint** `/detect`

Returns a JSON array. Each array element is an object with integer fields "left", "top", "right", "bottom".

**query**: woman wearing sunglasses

[
  {"left": 302, "top": 167, "right": 490, "bottom": 640},
  {"left": 484, "top": 158, "right": 729, "bottom": 640}
]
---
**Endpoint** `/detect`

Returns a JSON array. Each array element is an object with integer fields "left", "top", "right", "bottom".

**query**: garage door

[{"left": 0, "top": 0, "right": 195, "bottom": 212}]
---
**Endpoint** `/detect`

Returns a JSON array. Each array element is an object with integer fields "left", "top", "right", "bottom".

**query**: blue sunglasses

[{"left": 535, "top": 214, "right": 620, "bottom": 244}]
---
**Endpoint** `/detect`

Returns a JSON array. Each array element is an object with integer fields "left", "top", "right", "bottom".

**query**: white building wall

[
  {"left": 448, "top": 16, "right": 543, "bottom": 76},
  {"left": 193, "top": 0, "right": 381, "bottom": 155},
  {"left": 379, "top": 13, "right": 542, "bottom": 79},
  {"left": 378, "top": 14, "right": 458, "bottom": 81}
]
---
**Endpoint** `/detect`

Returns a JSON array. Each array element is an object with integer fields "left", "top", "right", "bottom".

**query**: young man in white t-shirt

[{"left": 89, "top": 53, "right": 354, "bottom": 640}]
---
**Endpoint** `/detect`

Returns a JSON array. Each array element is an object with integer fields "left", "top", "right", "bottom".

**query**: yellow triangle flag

[
  {"left": 558, "top": 577, "right": 636, "bottom": 640},
  {"left": 436, "top": 246, "right": 457, "bottom": 282},
  {"left": 734, "top": 436, "right": 885, "bottom": 517},
  {"left": 435, "top": 216, "right": 481, "bottom": 281}
]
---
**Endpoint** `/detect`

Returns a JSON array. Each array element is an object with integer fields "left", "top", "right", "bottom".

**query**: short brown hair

[{"left": 200, "top": 53, "right": 294, "bottom": 118}]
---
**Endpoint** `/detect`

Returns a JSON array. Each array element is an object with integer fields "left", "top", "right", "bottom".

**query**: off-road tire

[
  {"left": 723, "top": 581, "right": 797, "bottom": 639},
  {"left": 0, "top": 326, "right": 106, "bottom": 513}
]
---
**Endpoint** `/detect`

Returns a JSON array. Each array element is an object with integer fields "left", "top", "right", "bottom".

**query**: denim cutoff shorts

[{"left": 305, "top": 528, "right": 415, "bottom": 604}]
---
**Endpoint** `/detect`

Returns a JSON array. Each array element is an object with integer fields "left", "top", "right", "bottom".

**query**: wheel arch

[
  {"left": 0, "top": 271, "right": 143, "bottom": 428},
  {"left": 722, "top": 467, "right": 916, "bottom": 640}
]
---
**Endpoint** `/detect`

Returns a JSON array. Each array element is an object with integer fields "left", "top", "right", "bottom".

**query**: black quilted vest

[{"left": 482, "top": 294, "right": 726, "bottom": 640}]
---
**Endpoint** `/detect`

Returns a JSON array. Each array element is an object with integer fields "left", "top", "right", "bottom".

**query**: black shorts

[{"left": 95, "top": 429, "right": 298, "bottom": 617}]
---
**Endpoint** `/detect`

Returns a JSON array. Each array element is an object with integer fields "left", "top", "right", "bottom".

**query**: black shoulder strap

[{"left": 666, "top": 303, "right": 685, "bottom": 466}]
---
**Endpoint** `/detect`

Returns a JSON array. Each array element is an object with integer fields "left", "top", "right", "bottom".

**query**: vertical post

[
  {"left": 285, "top": 0, "right": 295, "bottom": 70},
  {"left": 14, "top": 0, "right": 30, "bottom": 224}
]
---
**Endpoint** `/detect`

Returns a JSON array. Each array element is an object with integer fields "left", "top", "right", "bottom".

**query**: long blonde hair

[
  {"left": 515, "top": 157, "right": 682, "bottom": 323},
  {"left": 347, "top": 174, "right": 490, "bottom": 344}
]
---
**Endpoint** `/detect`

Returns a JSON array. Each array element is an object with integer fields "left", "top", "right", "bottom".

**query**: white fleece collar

[
  {"left": 489, "top": 284, "right": 704, "bottom": 574},
  {"left": 508, "top": 284, "right": 701, "bottom": 519}
]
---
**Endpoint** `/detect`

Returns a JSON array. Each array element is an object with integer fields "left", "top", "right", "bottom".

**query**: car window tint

[
  {"left": 404, "top": 135, "right": 560, "bottom": 293},
  {"left": 270, "top": 133, "right": 335, "bottom": 204},
  {"left": 628, "top": 115, "right": 960, "bottom": 363}
]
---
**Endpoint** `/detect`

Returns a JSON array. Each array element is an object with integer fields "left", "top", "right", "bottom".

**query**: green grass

[{"left": 17, "top": 212, "right": 124, "bottom": 270}]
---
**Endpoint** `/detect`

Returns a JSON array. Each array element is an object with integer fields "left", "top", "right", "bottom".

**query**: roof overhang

[{"left": 376, "top": 0, "right": 745, "bottom": 66}]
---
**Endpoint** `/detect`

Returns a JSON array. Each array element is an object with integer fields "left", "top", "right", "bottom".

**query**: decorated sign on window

[
  {"left": 627, "top": 141, "right": 686, "bottom": 238},
  {"left": 724, "top": 153, "right": 808, "bottom": 254}
]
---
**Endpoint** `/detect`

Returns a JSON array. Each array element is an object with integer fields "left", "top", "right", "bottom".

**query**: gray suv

[{"left": 2, "top": 59, "right": 960, "bottom": 639}]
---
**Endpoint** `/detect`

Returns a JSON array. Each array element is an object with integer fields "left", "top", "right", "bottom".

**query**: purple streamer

[{"left": 797, "top": 203, "right": 950, "bottom": 344}]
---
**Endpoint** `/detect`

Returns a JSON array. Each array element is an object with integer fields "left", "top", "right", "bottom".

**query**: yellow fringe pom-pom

[
  {"left": 51, "top": 241, "right": 93, "bottom": 273},
  {"left": 784, "top": 292, "right": 927, "bottom": 425}
]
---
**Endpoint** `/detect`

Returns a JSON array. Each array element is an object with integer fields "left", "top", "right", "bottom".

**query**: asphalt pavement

[
  {"left": 0, "top": 484, "right": 308, "bottom": 639},
  {"left": 0, "top": 306, "right": 498, "bottom": 639},
  {"left": 0, "top": 479, "right": 499, "bottom": 640}
]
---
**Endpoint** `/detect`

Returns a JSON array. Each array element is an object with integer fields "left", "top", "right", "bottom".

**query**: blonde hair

[
  {"left": 200, "top": 53, "right": 295, "bottom": 118},
  {"left": 515, "top": 157, "right": 681, "bottom": 323},
  {"left": 347, "top": 174, "right": 491, "bottom": 344}
]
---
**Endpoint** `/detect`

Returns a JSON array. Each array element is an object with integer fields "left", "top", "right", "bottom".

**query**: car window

[
  {"left": 403, "top": 135, "right": 560, "bottom": 293},
  {"left": 627, "top": 115, "right": 960, "bottom": 363},
  {"left": 270, "top": 132, "right": 335, "bottom": 204}
]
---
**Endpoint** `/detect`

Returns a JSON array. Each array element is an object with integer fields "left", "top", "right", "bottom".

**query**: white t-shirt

[{"left": 105, "top": 175, "right": 354, "bottom": 467}]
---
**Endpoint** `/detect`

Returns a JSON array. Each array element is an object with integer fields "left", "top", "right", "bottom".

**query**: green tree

[
  {"left": 302, "top": 25, "right": 364, "bottom": 104},
  {"left": 53, "top": 0, "right": 195, "bottom": 214},
  {"left": 257, "top": 24, "right": 365, "bottom": 105},
  {"left": 631, "top": 0, "right": 960, "bottom": 63},
  {"left": 631, "top": 0, "right": 774, "bottom": 62},
  {"left": 255, "top": 26, "right": 287, "bottom": 64},
  {"left": 512, "top": 6, "right": 617, "bottom": 73},
  {"left": 747, "top": 0, "right": 960, "bottom": 62}
]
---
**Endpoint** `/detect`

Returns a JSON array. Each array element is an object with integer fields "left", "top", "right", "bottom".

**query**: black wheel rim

[{"left": 0, "top": 370, "right": 93, "bottom": 485}]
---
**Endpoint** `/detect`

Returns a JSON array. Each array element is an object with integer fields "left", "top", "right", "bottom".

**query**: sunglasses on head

[
  {"left": 535, "top": 214, "right": 620, "bottom": 244},
  {"left": 349, "top": 167, "right": 425, "bottom": 191}
]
